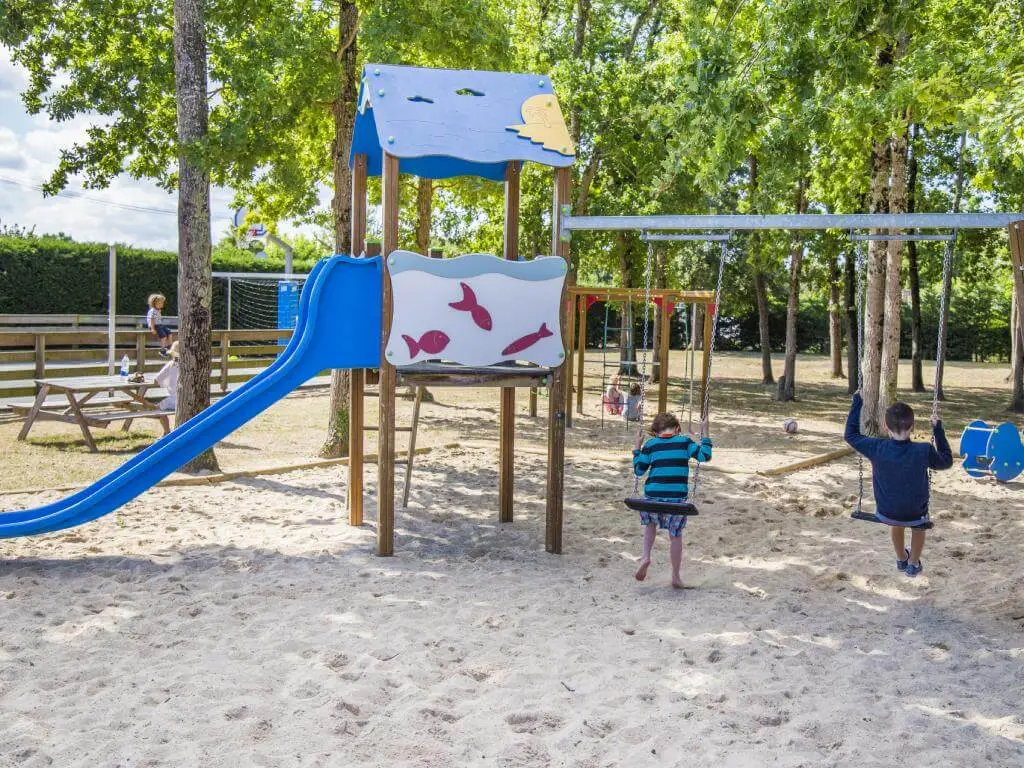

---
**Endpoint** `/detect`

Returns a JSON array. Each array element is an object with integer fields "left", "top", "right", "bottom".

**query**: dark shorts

[
  {"left": 155, "top": 324, "right": 173, "bottom": 339},
  {"left": 876, "top": 511, "right": 930, "bottom": 527},
  {"left": 639, "top": 510, "right": 688, "bottom": 536}
]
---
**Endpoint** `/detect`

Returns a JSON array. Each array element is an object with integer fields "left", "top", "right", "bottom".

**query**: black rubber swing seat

[
  {"left": 624, "top": 497, "right": 699, "bottom": 515},
  {"left": 850, "top": 509, "right": 933, "bottom": 530}
]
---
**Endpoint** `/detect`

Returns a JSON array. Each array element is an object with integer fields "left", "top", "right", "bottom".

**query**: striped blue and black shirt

[{"left": 633, "top": 434, "right": 713, "bottom": 500}]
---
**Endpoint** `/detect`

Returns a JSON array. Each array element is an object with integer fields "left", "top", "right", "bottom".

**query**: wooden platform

[{"left": 396, "top": 362, "right": 553, "bottom": 388}]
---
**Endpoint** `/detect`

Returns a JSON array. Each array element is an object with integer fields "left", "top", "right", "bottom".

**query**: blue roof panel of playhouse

[{"left": 351, "top": 64, "right": 575, "bottom": 181}]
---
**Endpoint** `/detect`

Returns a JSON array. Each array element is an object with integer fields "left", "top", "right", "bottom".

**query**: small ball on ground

[{"left": 783, "top": 418, "right": 798, "bottom": 434}]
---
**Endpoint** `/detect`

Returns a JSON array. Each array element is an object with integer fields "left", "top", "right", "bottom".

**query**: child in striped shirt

[{"left": 632, "top": 412, "right": 712, "bottom": 588}]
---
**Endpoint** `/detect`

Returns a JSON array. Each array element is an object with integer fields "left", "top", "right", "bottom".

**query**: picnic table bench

[{"left": 14, "top": 375, "right": 174, "bottom": 452}]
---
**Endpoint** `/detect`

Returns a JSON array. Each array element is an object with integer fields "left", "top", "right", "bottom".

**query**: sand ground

[{"left": 1, "top": 352, "right": 1023, "bottom": 767}]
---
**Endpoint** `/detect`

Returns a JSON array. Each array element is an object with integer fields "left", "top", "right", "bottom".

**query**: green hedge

[{"left": 0, "top": 234, "right": 318, "bottom": 321}]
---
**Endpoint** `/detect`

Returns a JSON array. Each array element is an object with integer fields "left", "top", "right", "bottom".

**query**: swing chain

[
  {"left": 854, "top": 235, "right": 866, "bottom": 514},
  {"left": 932, "top": 230, "right": 957, "bottom": 422},
  {"left": 633, "top": 234, "right": 656, "bottom": 493},
  {"left": 689, "top": 236, "right": 729, "bottom": 500}
]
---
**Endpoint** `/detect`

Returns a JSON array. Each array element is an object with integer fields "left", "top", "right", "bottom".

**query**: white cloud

[
  {"left": 0, "top": 51, "right": 324, "bottom": 252},
  {"left": 0, "top": 127, "right": 27, "bottom": 169},
  {"left": 0, "top": 48, "right": 28, "bottom": 97},
  {"left": 0, "top": 53, "right": 233, "bottom": 249}
]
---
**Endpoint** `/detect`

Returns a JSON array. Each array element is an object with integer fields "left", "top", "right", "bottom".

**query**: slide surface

[{"left": 1, "top": 255, "right": 382, "bottom": 538}]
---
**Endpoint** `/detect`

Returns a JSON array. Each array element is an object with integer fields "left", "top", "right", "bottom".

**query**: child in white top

[
  {"left": 625, "top": 383, "right": 644, "bottom": 422},
  {"left": 147, "top": 293, "right": 174, "bottom": 357}
]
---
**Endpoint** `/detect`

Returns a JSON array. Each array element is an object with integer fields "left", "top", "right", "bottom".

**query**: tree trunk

[
  {"left": 845, "top": 250, "right": 859, "bottom": 394},
  {"left": 415, "top": 177, "right": 432, "bottom": 254},
  {"left": 777, "top": 176, "right": 807, "bottom": 402},
  {"left": 906, "top": 124, "right": 925, "bottom": 392},
  {"left": 935, "top": 131, "right": 966, "bottom": 402},
  {"left": 748, "top": 154, "right": 774, "bottom": 384},
  {"left": 828, "top": 247, "right": 844, "bottom": 378},
  {"left": 321, "top": 0, "right": 359, "bottom": 459},
  {"left": 1011, "top": 293, "right": 1024, "bottom": 411},
  {"left": 173, "top": 0, "right": 218, "bottom": 472},
  {"left": 879, "top": 126, "right": 910, "bottom": 415},
  {"left": 861, "top": 138, "right": 891, "bottom": 434}
]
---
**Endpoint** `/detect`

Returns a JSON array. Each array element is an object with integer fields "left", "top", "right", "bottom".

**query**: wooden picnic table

[{"left": 14, "top": 375, "right": 173, "bottom": 453}]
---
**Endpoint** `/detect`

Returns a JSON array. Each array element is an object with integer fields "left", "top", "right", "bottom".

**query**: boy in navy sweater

[{"left": 844, "top": 393, "right": 954, "bottom": 577}]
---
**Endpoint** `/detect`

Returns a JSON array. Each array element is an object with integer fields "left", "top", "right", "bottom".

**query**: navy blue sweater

[{"left": 844, "top": 394, "right": 954, "bottom": 521}]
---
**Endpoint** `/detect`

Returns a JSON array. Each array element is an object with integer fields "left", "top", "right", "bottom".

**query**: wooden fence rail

[
  {"left": 0, "top": 313, "right": 180, "bottom": 329},
  {"left": 0, "top": 327, "right": 295, "bottom": 400}
]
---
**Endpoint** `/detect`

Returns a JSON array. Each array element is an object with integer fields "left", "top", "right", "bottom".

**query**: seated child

[
  {"left": 147, "top": 293, "right": 175, "bottom": 357},
  {"left": 603, "top": 375, "right": 624, "bottom": 415},
  {"left": 154, "top": 341, "right": 180, "bottom": 411},
  {"left": 632, "top": 412, "right": 712, "bottom": 588},
  {"left": 844, "top": 392, "right": 954, "bottom": 577},
  {"left": 624, "top": 383, "right": 643, "bottom": 422}
]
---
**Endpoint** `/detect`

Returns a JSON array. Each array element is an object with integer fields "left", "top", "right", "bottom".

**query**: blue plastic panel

[{"left": 351, "top": 64, "right": 575, "bottom": 181}]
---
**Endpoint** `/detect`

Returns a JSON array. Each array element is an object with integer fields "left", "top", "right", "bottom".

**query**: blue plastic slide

[{"left": 0, "top": 255, "right": 382, "bottom": 537}]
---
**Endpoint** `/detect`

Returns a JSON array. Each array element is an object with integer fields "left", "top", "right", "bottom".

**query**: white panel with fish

[{"left": 384, "top": 251, "right": 567, "bottom": 368}]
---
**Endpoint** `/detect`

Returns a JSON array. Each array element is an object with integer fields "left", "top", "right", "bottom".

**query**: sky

[{"left": 0, "top": 49, "right": 292, "bottom": 251}]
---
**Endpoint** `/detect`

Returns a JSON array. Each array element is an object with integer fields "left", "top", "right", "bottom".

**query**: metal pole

[
  {"left": 227, "top": 277, "right": 232, "bottom": 331},
  {"left": 641, "top": 233, "right": 733, "bottom": 242},
  {"left": 848, "top": 233, "right": 956, "bottom": 242},
  {"left": 108, "top": 245, "right": 116, "bottom": 375}
]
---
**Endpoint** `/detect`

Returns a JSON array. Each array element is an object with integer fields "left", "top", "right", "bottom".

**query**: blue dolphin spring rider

[{"left": 959, "top": 420, "right": 1024, "bottom": 482}]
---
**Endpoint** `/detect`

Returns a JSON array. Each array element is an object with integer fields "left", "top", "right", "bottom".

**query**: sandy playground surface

[{"left": 1, "top": 352, "right": 1023, "bottom": 766}]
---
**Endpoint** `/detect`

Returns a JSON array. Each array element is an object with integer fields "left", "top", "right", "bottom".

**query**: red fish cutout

[
  {"left": 448, "top": 282, "right": 493, "bottom": 331},
  {"left": 402, "top": 330, "right": 450, "bottom": 358},
  {"left": 502, "top": 322, "right": 554, "bottom": 356}
]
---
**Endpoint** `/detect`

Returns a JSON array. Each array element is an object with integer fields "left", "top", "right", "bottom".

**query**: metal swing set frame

[{"left": 558, "top": 212, "right": 1024, "bottom": 523}]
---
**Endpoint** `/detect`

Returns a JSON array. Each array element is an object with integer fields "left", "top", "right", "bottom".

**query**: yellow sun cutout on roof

[{"left": 506, "top": 94, "right": 575, "bottom": 157}]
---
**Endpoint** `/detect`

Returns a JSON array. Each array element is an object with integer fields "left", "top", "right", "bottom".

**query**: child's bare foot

[
  {"left": 671, "top": 577, "right": 684, "bottom": 589},
  {"left": 635, "top": 559, "right": 651, "bottom": 581}
]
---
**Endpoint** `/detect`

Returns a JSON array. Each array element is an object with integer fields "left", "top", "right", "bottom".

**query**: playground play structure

[{"left": 5, "top": 63, "right": 1024, "bottom": 549}]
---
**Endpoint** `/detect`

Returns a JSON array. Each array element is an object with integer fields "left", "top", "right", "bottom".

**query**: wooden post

[
  {"left": 529, "top": 388, "right": 538, "bottom": 417},
  {"left": 135, "top": 333, "right": 146, "bottom": 374},
  {"left": 349, "top": 153, "right": 368, "bottom": 526},
  {"left": 499, "top": 162, "right": 521, "bottom": 523},
  {"left": 575, "top": 296, "right": 586, "bottom": 414},
  {"left": 564, "top": 292, "right": 576, "bottom": 428},
  {"left": 700, "top": 302, "right": 713, "bottom": 418},
  {"left": 377, "top": 152, "right": 400, "bottom": 556},
  {"left": 657, "top": 298, "right": 671, "bottom": 414},
  {"left": 34, "top": 334, "right": 45, "bottom": 382},
  {"left": 107, "top": 245, "right": 117, "bottom": 375},
  {"left": 546, "top": 167, "right": 571, "bottom": 554},
  {"left": 219, "top": 332, "right": 229, "bottom": 392},
  {"left": 401, "top": 386, "right": 424, "bottom": 508},
  {"left": 1009, "top": 222, "right": 1024, "bottom": 348}
]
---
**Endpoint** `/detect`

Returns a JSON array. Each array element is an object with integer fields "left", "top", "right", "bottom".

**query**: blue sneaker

[
  {"left": 905, "top": 560, "right": 923, "bottom": 578},
  {"left": 896, "top": 549, "right": 910, "bottom": 572}
]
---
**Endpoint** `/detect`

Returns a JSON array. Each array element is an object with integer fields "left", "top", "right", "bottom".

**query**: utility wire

[{"left": 0, "top": 175, "right": 177, "bottom": 216}]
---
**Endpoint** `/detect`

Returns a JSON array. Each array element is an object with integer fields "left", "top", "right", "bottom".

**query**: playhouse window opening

[
  {"left": 455, "top": 88, "right": 485, "bottom": 97},
  {"left": 407, "top": 95, "right": 434, "bottom": 103}
]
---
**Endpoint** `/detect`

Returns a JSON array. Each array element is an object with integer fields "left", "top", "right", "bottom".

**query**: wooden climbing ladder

[{"left": 362, "top": 383, "right": 425, "bottom": 507}]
